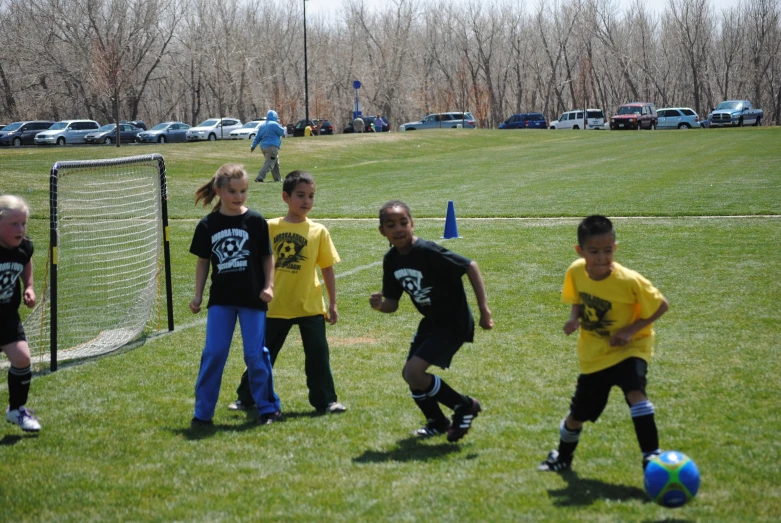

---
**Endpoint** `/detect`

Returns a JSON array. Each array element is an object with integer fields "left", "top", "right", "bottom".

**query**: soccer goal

[{"left": 23, "top": 154, "right": 174, "bottom": 371}]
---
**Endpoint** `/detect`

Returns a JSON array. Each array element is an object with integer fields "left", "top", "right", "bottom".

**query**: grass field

[{"left": 1, "top": 128, "right": 780, "bottom": 522}]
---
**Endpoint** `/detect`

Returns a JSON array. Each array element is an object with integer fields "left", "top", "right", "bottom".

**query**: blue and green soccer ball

[{"left": 644, "top": 450, "right": 700, "bottom": 508}]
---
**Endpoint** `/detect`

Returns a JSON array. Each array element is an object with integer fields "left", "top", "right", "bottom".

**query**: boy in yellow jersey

[
  {"left": 538, "top": 215, "right": 669, "bottom": 472},
  {"left": 230, "top": 170, "right": 346, "bottom": 414}
]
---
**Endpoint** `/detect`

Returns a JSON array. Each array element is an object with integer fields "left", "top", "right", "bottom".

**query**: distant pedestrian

[
  {"left": 250, "top": 110, "right": 285, "bottom": 182},
  {"left": 374, "top": 114, "right": 385, "bottom": 132},
  {"left": 353, "top": 116, "right": 365, "bottom": 133}
]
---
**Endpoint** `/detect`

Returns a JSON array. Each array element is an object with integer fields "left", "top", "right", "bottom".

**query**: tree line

[{"left": 0, "top": 0, "right": 779, "bottom": 129}]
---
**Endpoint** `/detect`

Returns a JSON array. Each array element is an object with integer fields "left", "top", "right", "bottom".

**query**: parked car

[
  {"left": 400, "top": 112, "right": 476, "bottom": 131},
  {"left": 656, "top": 107, "right": 701, "bottom": 129},
  {"left": 230, "top": 120, "right": 266, "bottom": 140},
  {"left": 343, "top": 115, "right": 390, "bottom": 133},
  {"left": 34, "top": 119, "right": 101, "bottom": 145},
  {"left": 609, "top": 102, "right": 657, "bottom": 130},
  {"left": 84, "top": 123, "right": 142, "bottom": 144},
  {"left": 548, "top": 109, "right": 605, "bottom": 130},
  {"left": 186, "top": 117, "right": 243, "bottom": 141},
  {"left": 499, "top": 112, "right": 548, "bottom": 129},
  {"left": 0, "top": 120, "right": 55, "bottom": 146},
  {"left": 120, "top": 120, "right": 147, "bottom": 131},
  {"left": 136, "top": 121, "right": 191, "bottom": 143},
  {"left": 292, "top": 118, "right": 333, "bottom": 137},
  {"left": 707, "top": 100, "right": 763, "bottom": 127}
]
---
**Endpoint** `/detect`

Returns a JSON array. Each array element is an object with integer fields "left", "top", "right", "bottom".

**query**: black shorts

[
  {"left": 0, "top": 312, "right": 27, "bottom": 347},
  {"left": 569, "top": 357, "right": 648, "bottom": 423},
  {"left": 406, "top": 329, "right": 465, "bottom": 369}
]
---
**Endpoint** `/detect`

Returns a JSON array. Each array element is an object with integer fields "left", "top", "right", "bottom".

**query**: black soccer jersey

[
  {"left": 189, "top": 210, "right": 273, "bottom": 310},
  {"left": 0, "top": 237, "right": 33, "bottom": 315},
  {"left": 382, "top": 238, "right": 475, "bottom": 342}
]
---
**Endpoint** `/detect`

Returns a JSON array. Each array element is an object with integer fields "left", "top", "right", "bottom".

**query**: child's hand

[
  {"left": 326, "top": 304, "right": 338, "bottom": 325},
  {"left": 23, "top": 288, "right": 36, "bottom": 308},
  {"left": 260, "top": 287, "right": 273, "bottom": 303},
  {"left": 610, "top": 328, "right": 634, "bottom": 346},
  {"left": 563, "top": 318, "right": 579, "bottom": 335},
  {"left": 189, "top": 296, "right": 202, "bottom": 314},
  {"left": 479, "top": 307, "right": 494, "bottom": 329},
  {"left": 369, "top": 292, "right": 383, "bottom": 310}
]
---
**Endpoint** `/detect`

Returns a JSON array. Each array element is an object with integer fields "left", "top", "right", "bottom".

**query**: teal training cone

[{"left": 442, "top": 200, "right": 461, "bottom": 239}]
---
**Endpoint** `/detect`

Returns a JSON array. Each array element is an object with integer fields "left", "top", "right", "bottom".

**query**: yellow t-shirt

[
  {"left": 268, "top": 217, "right": 340, "bottom": 319},
  {"left": 561, "top": 258, "right": 665, "bottom": 374}
]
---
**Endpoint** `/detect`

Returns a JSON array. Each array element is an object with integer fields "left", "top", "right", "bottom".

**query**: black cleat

[{"left": 537, "top": 449, "right": 572, "bottom": 472}]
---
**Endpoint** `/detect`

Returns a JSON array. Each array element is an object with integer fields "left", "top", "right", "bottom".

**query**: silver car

[
  {"left": 229, "top": 120, "right": 266, "bottom": 140},
  {"left": 186, "top": 117, "right": 242, "bottom": 141},
  {"left": 34, "top": 119, "right": 101, "bottom": 145},
  {"left": 400, "top": 112, "right": 476, "bottom": 131}
]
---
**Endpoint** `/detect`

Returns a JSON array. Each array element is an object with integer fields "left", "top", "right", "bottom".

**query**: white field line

[{"left": 162, "top": 213, "right": 779, "bottom": 338}]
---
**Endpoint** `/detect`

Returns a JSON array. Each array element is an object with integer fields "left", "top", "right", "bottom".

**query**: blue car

[
  {"left": 499, "top": 112, "right": 547, "bottom": 129},
  {"left": 656, "top": 108, "right": 701, "bottom": 129},
  {"left": 136, "top": 121, "right": 191, "bottom": 143}
]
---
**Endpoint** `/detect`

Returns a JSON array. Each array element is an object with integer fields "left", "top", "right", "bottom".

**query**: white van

[
  {"left": 549, "top": 109, "right": 606, "bottom": 130},
  {"left": 34, "top": 119, "right": 101, "bottom": 145}
]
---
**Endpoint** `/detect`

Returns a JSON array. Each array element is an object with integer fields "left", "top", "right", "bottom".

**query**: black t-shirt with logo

[
  {"left": 382, "top": 238, "right": 475, "bottom": 342},
  {"left": 0, "top": 237, "right": 33, "bottom": 317},
  {"left": 189, "top": 210, "right": 272, "bottom": 310}
]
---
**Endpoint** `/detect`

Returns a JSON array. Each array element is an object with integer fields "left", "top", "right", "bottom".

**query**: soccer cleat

[
  {"left": 228, "top": 400, "right": 252, "bottom": 411},
  {"left": 258, "top": 411, "right": 282, "bottom": 425},
  {"left": 412, "top": 419, "right": 451, "bottom": 439},
  {"left": 6, "top": 406, "right": 41, "bottom": 433},
  {"left": 447, "top": 396, "right": 481, "bottom": 442},
  {"left": 190, "top": 417, "right": 213, "bottom": 428},
  {"left": 325, "top": 402, "right": 347, "bottom": 414},
  {"left": 255, "top": 176, "right": 265, "bottom": 183},
  {"left": 643, "top": 450, "right": 662, "bottom": 471},
  {"left": 537, "top": 449, "right": 572, "bottom": 472}
]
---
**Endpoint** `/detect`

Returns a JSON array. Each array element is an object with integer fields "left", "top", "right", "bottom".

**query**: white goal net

[{"left": 22, "top": 154, "right": 174, "bottom": 371}]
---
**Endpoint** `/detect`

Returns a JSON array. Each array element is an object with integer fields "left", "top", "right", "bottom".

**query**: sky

[{"left": 305, "top": 0, "right": 743, "bottom": 18}]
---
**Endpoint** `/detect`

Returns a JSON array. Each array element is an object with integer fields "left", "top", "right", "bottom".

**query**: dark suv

[
  {"left": 499, "top": 112, "right": 548, "bottom": 129},
  {"left": 0, "top": 121, "right": 55, "bottom": 146},
  {"left": 292, "top": 118, "right": 334, "bottom": 136},
  {"left": 610, "top": 103, "right": 657, "bottom": 130}
]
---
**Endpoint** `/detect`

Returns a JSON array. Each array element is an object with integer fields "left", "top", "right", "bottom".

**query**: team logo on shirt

[
  {"left": 0, "top": 262, "right": 23, "bottom": 303},
  {"left": 394, "top": 268, "right": 431, "bottom": 306},
  {"left": 578, "top": 292, "right": 613, "bottom": 336},
  {"left": 274, "top": 232, "right": 307, "bottom": 271},
  {"left": 211, "top": 229, "right": 250, "bottom": 273}
]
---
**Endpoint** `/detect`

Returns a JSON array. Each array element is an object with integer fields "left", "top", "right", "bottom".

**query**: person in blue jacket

[{"left": 251, "top": 110, "right": 286, "bottom": 182}]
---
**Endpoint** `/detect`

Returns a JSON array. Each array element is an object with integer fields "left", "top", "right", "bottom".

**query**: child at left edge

[
  {"left": 370, "top": 200, "right": 493, "bottom": 442},
  {"left": 188, "top": 164, "right": 281, "bottom": 427},
  {"left": 0, "top": 195, "right": 42, "bottom": 433}
]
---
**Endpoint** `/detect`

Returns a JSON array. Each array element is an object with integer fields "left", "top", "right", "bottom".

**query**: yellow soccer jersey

[
  {"left": 268, "top": 217, "right": 340, "bottom": 319},
  {"left": 562, "top": 258, "right": 666, "bottom": 374}
]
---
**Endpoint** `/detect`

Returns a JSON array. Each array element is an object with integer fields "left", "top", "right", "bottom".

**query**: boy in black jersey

[{"left": 370, "top": 200, "right": 493, "bottom": 441}]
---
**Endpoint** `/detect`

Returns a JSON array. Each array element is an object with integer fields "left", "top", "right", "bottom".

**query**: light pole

[{"left": 303, "top": 0, "right": 309, "bottom": 124}]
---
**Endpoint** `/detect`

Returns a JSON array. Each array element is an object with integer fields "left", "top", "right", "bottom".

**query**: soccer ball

[
  {"left": 278, "top": 241, "right": 296, "bottom": 259},
  {"left": 644, "top": 450, "right": 700, "bottom": 508}
]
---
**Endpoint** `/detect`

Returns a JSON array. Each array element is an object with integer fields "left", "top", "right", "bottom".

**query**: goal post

[{"left": 23, "top": 154, "right": 174, "bottom": 371}]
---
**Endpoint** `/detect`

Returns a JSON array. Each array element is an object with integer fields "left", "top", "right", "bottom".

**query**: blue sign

[{"left": 353, "top": 80, "right": 362, "bottom": 89}]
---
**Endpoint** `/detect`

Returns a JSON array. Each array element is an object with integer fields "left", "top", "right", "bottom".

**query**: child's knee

[{"left": 626, "top": 390, "right": 648, "bottom": 405}]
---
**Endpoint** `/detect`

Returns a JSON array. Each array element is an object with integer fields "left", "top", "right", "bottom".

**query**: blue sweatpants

[{"left": 194, "top": 305, "right": 280, "bottom": 420}]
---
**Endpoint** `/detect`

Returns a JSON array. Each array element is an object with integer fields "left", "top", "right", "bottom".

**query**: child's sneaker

[
  {"left": 228, "top": 400, "right": 251, "bottom": 411},
  {"left": 258, "top": 411, "right": 282, "bottom": 425},
  {"left": 537, "top": 449, "right": 572, "bottom": 472},
  {"left": 643, "top": 450, "right": 662, "bottom": 471},
  {"left": 325, "top": 402, "right": 347, "bottom": 414},
  {"left": 412, "top": 419, "right": 451, "bottom": 438},
  {"left": 447, "top": 396, "right": 481, "bottom": 442},
  {"left": 6, "top": 406, "right": 41, "bottom": 433},
  {"left": 190, "top": 417, "right": 213, "bottom": 428}
]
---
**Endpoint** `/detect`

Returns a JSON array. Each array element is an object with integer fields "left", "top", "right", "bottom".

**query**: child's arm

[
  {"left": 259, "top": 254, "right": 274, "bottom": 303},
  {"left": 370, "top": 293, "right": 399, "bottom": 313},
  {"left": 21, "top": 259, "right": 35, "bottom": 308},
  {"left": 466, "top": 261, "right": 494, "bottom": 330},
  {"left": 190, "top": 257, "right": 210, "bottom": 313},
  {"left": 321, "top": 265, "right": 338, "bottom": 325},
  {"left": 610, "top": 298, "right": 669, "bottom": 346},
  {"left": 564, "top": 304, "right": 582, "bottom": 335}
]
